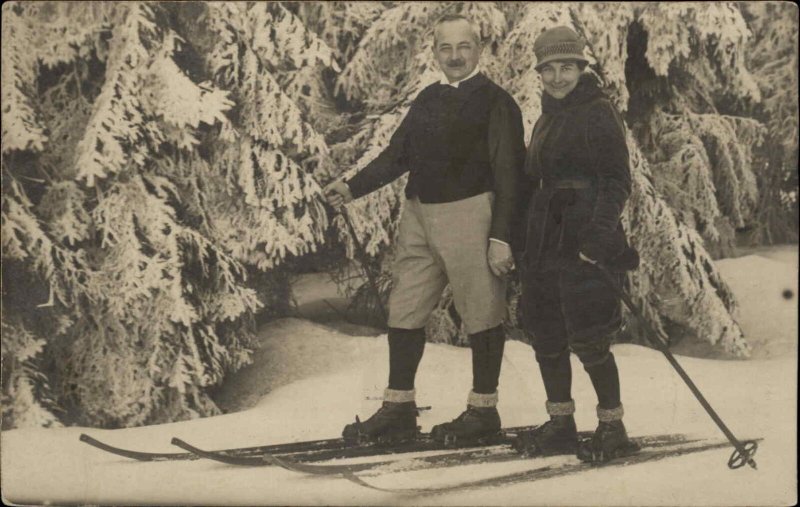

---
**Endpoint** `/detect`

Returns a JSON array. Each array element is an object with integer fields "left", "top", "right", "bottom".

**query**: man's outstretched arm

[{"left": 331, "top": 106, "right": 416, "bottom": 204}]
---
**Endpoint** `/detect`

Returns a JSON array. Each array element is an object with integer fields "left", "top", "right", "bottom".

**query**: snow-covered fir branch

[{"left": 2, "top": 1, "right": 796, "bottom": 430}]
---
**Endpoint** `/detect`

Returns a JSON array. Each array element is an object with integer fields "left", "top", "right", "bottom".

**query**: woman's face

[{"left": 538, "top": 60, "right": 582, "bottom": 99}]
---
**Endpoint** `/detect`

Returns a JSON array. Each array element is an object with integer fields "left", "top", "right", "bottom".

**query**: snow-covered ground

[
  {"left": 2, "top": 247, "right": 797, "bottom": 506},
  {"left": 715, "top": 247, "right": 798, "bottom": 359}
]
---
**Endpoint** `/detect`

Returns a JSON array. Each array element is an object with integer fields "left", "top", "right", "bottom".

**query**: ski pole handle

[{"left": 593, "top": 263, "right": 758, "bottom": 470}]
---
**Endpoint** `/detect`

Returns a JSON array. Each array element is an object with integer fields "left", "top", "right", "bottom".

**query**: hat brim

[{"left": 535, "top": 54, "right": 589, "bottom": 71}]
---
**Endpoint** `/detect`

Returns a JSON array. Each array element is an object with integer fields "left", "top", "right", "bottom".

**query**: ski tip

[
  {"left": 79, "top": 433, "right": 90, "bottom": 442},
  {"left": 170, "top": 437, "right": 182, "bottom": 445}
]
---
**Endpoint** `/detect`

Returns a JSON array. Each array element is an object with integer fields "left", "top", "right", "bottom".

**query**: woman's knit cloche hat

[{"left": 533, "top": 26, "right": 589, "bottom": 71}]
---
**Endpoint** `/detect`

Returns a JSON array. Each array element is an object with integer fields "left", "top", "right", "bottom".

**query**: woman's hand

[
  {"left": 488, "top": 240, "right": 514, "bottom": 277},
  {"left": 578, "top": 251, "right": 597, "bottom": 264}
]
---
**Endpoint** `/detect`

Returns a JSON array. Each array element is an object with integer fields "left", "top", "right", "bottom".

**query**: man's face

[
  {"left": 433, "top": 20, "right": 482, "bottom": 83},
  {"left": 538, "top": 60, "right": 582, "bottom": 99}
]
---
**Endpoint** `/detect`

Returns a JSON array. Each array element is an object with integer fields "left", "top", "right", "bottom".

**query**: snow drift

[{"left": 1, "top": 249, "right": 796, "bottom": 506}]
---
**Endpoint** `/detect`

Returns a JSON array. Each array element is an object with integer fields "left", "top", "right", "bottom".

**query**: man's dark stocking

[
  {"left": 469, "top": 325, "right": 506, "bottom": 394},
  {"left": 387, "top": 327, "right": 426, "bottom": 391}
]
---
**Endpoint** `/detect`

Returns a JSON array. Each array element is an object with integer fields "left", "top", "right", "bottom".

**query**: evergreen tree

[
  {"left": 1, "top": 1, "right": 335, "bottom": 428},
  {"left": 331, "top": 2, "right": 783, "bottom": 357},
  {"left": 2, "top": 1, "right": 796, "bottom": 428},
  {"left": 740, "top": 1, "right": 799, "bottom": 244}
]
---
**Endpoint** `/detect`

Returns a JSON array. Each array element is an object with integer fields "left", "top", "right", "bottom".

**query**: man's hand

[
  {"left": 488, "top": 240, "right": 514, "bottom": 277},
  {"left": 578, "top": 251, "right": 597, "bottom": 264},
  {"left": 324, "top": 180, "right": 354, "bottom": 209}
]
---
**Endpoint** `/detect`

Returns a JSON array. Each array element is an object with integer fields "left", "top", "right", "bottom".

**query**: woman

[{"left": 511, "top": 26, "right": 639, "bottom": 462}]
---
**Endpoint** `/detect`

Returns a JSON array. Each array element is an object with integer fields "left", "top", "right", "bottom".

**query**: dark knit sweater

[
  {"left": 518, "top": 73, "right": 632, "bottom": 269},
  {"left": 345, "top": 73, "right": 526, "bottom": 244}
]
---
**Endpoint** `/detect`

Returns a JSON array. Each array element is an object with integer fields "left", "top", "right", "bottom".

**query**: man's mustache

[{"left": 446, "top": 59, "right": 466, "bottom": 67}]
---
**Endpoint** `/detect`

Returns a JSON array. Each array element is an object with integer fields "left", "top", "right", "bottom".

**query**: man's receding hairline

[{"left": 433, "top": 16, "right": 481, "bottom": 46}]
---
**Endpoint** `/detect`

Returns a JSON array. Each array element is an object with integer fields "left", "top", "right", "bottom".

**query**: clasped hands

[
  {"left": 488, "top": 241, "right": 514, "bottom": 278},
  {"left": 490, "top": 245, "right": 596, "bottom": 278},
  {"left": 322, "top": 179, "right": 598, "bottom": 276}
]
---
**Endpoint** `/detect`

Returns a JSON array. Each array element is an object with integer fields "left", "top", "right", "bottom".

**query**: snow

[
  {"left": 714, "top": 250, "right": 798, "bottom": 359},
  {"left": 2, "top": 248, "right": 797, "bottom": 505}
]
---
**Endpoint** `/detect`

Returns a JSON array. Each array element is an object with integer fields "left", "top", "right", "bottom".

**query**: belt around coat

[{"left": 538, "top": 179, "right": 593, "bottom": 190}]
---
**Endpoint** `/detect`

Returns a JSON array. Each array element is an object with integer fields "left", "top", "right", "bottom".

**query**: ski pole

[
  {"left": 329, "top": 204, "right": 388, "bottom": 325},
  {"left": 594, "top": 263, "right": 758, "bottom": 470}
]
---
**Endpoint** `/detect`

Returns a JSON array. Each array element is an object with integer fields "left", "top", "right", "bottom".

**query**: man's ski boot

[
  {"left": 430, "top": 405, "right": 502, "bottom": 447},
  {"left": 512, "top": 400, "right": 578, "bottom": 456},
  {"left": 576, "top": 413, "right": 640, "bottom": 463},
  {"left": 342, "top": 401, "right": 419, "bottom": 446},
  {"left": 512, "top": 414, "right": 578, "bottom": 456}
]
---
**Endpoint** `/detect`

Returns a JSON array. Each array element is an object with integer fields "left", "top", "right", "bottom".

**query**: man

[{"left": 325, "top": 13, "right": 526, "bottom": 445}]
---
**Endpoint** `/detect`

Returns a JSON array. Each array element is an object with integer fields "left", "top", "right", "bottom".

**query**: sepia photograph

[{"left": 1, "top": 1, "right": 797, "bottom": 505}]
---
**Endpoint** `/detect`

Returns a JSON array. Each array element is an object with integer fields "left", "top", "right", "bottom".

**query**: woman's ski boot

[
  {"left": 512, "top": 414, "right": 578, "bottom": 456},
  {"left": 576, "top": 419, "right": 640, "bottom": 463}
]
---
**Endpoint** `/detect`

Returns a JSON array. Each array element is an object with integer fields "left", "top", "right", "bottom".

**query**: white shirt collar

[{"left": 439, "top": 66, "right": 481, "bottom": 87}]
